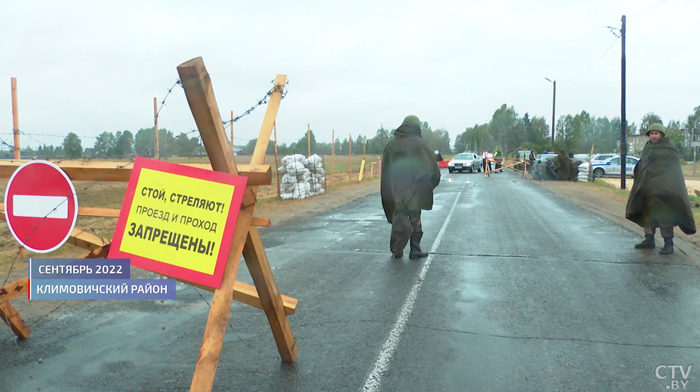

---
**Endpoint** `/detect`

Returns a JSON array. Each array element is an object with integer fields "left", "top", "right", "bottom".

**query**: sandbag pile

[{"left": 278, "top": 154, "right": 326, "bottom": 200}]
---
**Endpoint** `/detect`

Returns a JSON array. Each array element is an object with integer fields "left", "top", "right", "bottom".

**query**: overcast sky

[{"left": 1, "top": 0, "right": 698, "bottom": 151}]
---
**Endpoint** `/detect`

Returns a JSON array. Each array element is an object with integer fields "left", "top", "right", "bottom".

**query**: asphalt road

[{"left": 2, "top": 168, "right": 700, "bottom": 392}]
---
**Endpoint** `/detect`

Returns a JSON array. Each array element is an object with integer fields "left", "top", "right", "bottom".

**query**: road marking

[
  {"left": 12, "top": 195, "right": 68, "bottom": 219},
  {"left": 360, "top": 178, "right": 469, "bottom": 392}
]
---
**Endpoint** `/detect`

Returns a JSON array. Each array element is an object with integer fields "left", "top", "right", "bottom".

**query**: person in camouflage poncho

[
  {"left": 381, "top": 115, "right": 441, "bottom": 259},
  {"left": 626, "top": 123, "right": 696, "bottom": 255}
]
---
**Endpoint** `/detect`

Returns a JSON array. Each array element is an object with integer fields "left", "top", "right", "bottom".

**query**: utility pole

[
  {"left": 545, "top": 78, "right": 556, "bottom": 151},
  {"left": 620, "top": 15, "right": 627, "bottom": 190},
  {"left": 11, "top": 78, "right": 20, "bottom": 159}
]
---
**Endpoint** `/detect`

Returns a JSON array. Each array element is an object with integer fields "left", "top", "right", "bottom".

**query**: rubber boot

[
  {"left": 634, "top": 234, "right": 655, "bottom": 249},
  {"left": 659, "top": 237, "right": 674, "bottom": 255},
  {"left": 409, "top": 232, "right": 429, "bottom": 259}
]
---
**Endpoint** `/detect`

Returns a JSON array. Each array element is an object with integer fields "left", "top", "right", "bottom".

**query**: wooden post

[
  {"left": 349, "top": 133, "right": 352, "bottom": 182},
  {"left": 307, "top": 124, "right": 311, "bottom": 157},
  {"left": 177, "top": 57, "right": 257, "bottom": 392},
  {"left": 154, "top": 97, "right": 159, "bottom": 159},
  {"left": 231, "top": 111, "right": 234, "bottom": 153},
  {"left": 363, "top": 136, "right": 366, "bottom": 179},
  {"left": 331, "top": 130, "right": 335, "bottom": 187},
  {"left": 588, "top": 144, "right": 595, "bottom": 182},
  {"left": 358, "top": 160, "right": 365, "bottom": 182},
  {"left": 274, "top": 121, "right": 280, "bottom": 198},
  {"left": 11, "top": 78, "right": 20, "bottom": 159}
]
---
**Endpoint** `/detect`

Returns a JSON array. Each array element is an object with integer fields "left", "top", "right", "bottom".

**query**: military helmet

[{"left": 646, "top": 123, "right": 665, "bottom": 136}]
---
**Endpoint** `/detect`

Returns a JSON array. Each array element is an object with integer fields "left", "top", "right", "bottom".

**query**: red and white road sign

[{"left": 4, "top": 161, "right": 79, "bottom": 253}]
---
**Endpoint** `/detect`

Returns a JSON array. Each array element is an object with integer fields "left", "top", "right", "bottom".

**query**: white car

[
  {"left": 448, "top": 152, "right": 483, "bottom": 173},
  {"left": 591, "top": 155, "right": 639, "bottom": 178}
]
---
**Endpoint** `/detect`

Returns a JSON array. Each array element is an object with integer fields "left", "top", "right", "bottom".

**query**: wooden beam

[
  {"left": 177, "top": 56, "right": 255, "bottom": 392},
  {"left": 0, "top": 213, "right": 110, "bottom": 251},
  {"left": 251, "top": 75, "right": 287, "bottom": 166},
  {"left": 251, "top": 217, "right": 271, "bottom": 227},
  {"left": 0, "top": 300, "right": 31, "bottom": 339},
  {"left": 243, "top": 227, "right": 298, "bottom": 362},
  {"left": 169, "top": 276, "right": 297, "bottom": 315},
  {"left": 78, "top": 244, "right": 111, "bottom": 259},
  {"left": 0, "top": 277, "right": 28, "bottom": 303},
  {"left": 0, "top": 161, "right": 271, "bottom": 186},
  {"left": 67, "top": 228, "right": 111, "bottom": 251}
]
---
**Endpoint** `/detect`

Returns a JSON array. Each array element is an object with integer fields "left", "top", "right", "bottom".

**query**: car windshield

[{"left": 454, "top": 154, "right": 473, "bottom": 160}]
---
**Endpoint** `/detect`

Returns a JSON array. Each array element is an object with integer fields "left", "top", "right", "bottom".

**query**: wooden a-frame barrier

[
  {"left": 0, "top": 56, "right": 298, "bottom": 392},
  {"left": 484, "top": 157, "right": 528, "bottom": 178}
]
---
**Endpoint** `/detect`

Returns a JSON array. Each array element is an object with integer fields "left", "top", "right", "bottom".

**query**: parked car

[
  {"left": 591, "top": 155, "right": 639, "bottom": 178},
  {"left": 448, "top": 152, "right": 483, "bottom": 173},
  {"left": 590, "top": 153, "right": 616, "bottom": 163}
]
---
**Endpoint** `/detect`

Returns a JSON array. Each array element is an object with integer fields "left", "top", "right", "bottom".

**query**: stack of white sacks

[
  {"left": 278, "top": 154, "right": 326, "bottom": 200},
  {"left": 577, "top": 162, "right": 590, "bottom": 182}
]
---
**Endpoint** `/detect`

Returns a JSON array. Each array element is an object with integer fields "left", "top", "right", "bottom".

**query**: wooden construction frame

[
  {"left": 1, "top": 58, "right": 298, "bottom": 392},
  {"left": 484, "top": 157, "right": 528, "bottom": 178}
]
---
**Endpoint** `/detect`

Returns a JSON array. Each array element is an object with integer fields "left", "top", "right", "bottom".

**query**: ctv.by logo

[{"left": 655, "top": 365, "right": 691, "bottom": 390}]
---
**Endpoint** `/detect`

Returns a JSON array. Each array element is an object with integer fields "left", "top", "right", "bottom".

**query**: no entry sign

[{"left": 4, "top": 161, "right": 79, "bottom": 253}]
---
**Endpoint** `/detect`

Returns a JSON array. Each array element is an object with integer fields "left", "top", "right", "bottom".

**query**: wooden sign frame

[{"left": 0, "top": 57, "right": 298, "bottom": 392}]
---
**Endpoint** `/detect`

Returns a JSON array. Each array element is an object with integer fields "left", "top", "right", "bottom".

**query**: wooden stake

[
  {"left": 11, "top": 78, "right": 20, "bottom": 159},
  {"left": 178, "top": 58, "right": 256, "bottom": 392},
  {"left": 307, "top": 124, "right": 311, "bottom": 157},
  {"left": 358, "top": 160, "right": 365, "bottom": 182},
  {"left": 349, "top": 133, "right": 352, "bottom": 182},
  {"left": 274, "top": 121, "right": 280, "bottom": 198},
  {"left": 589, "top": 144, "right": 595, "bottom": 182},
  {"left": 363, "top": 136, "right": 366, "bottom": 179},
  {"left": 331, "top": 130, "right": 335, "bottom": 187},
  {"left": 154, "top": 97, "right": 159, "bottom": 159},
  {"left": 0, "top": 300, "right": 30, "bottom": 339}
]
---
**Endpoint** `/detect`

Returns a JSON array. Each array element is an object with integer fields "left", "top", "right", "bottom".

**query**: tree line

[{"left": 4, "top": 104, "right": 698, "bottom": 160}]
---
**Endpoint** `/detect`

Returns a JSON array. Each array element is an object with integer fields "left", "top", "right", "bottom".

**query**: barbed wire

[
  {"left": 156, "top": 80, "right": 183, "bottom": 119},
  {"left": 0, "top": 160, "right": 136, "bottom": 290},
  {"left": 222, "top": 79, "right": 289, "bottom": 127}
]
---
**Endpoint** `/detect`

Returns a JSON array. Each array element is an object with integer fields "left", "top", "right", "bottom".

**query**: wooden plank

[
  {"left": 78, "top": 244, "right": 111, "bottom": 259},
  {"left": 177, "top": 56, "right": 256, "bottom": 392},
  {"left": 0, "top": 300, "right": 31, "bottom": 339},
  {"left": 358, "top": 159, "right": 365, "bottom": 181},
  {"left": 251, "top": 217, "right": 271, "bottom": 227},
  {"left": 243, "top": 227, "right": 298, "bottom": 362},
  {"left": 169, "top": 276, "right": 297, "bottom": 315},
  {"left": 67, "top": 228, "right": 111, "bottom": 251},
  {"left": 0, "top": 203, "right": 120, "bottom": 218},
  {"left": 250, "top": 75, "right": 287, "bottom": 166},
  {"left": 0, "top": 277, "right": 28, "bottom": 303},
  {"left": 0, "top": 161, "right": 271, "bottom": 186}
]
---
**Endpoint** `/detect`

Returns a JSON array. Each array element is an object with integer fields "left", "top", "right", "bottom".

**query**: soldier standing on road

[
  {"left": 381, "top": 115, "right": 441, "bottom": 259},
  {"left": 626, "top": 123, "right": 696, "bottom": 254}
]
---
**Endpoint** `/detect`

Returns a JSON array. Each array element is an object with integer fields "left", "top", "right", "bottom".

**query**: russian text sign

[{"left": 108, "top": 157, "right": 248, "bottom": 288}]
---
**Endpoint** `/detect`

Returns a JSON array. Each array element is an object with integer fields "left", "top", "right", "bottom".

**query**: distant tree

[
  {"left": 93, "top": 132, "right": 116, "bottom": 158},
  {"left": 639, "top": 112, "right": 664, "bottom": 135},
  {"left": 116, "top": 130, "right": 134, "bottom": 158},
  {"left": 63, "top": 133, "right": 83, "bottom": 158}
]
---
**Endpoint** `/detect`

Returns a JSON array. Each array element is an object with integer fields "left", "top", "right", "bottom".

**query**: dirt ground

[
  {"left": 599, "top": 177, "right": 700, "bottom": 196},
  {"left": 534, "top": 179, "right": 700, "bottom": 264}
]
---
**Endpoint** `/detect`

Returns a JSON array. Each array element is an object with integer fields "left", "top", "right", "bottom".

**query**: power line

[
  {"left": 559, "top": 36, "right": 621, "bottom": 84},
  {"left": 629, "top": 0, "right": 669, "bottom": 18}
]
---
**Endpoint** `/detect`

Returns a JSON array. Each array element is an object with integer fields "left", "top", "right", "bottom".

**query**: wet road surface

[{"left": 2, "top": 169, "right": 699, "bottom": 392}]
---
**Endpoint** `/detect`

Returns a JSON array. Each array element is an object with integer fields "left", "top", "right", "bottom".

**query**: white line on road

[{"left": 360, "top": 178, "right": 470, "bottom": 392}]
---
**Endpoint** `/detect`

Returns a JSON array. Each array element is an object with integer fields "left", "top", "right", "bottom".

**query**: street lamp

[{"left": 545, "top": 77, "right": 556, "bottom": 151}]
